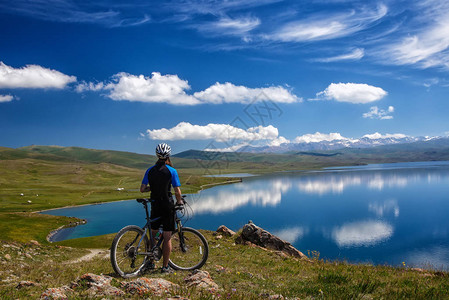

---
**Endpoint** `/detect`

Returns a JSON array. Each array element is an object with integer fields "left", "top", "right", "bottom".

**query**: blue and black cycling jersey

[{"left": 141, "top": 161, "right": 181, "bottom": 201}]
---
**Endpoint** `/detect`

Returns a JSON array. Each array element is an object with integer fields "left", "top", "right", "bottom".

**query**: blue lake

[{"left": 43, "top": 161, "right": 449, "bottom": 270}]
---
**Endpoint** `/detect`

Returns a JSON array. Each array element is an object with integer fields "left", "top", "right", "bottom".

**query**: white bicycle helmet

[{"left": 155, "top": 143, "right": 171, "bottom": 159}]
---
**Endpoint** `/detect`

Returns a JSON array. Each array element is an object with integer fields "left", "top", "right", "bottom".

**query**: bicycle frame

[{"left": 134, "top": 198, "right": 184, "bottom": 258}]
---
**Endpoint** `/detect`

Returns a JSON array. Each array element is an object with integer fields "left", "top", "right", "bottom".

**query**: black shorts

[{"left": 150, "top": 197, "right": 175, "bottom": 231}]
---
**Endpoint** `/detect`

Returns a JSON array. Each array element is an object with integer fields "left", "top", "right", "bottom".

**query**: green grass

[{"left": 1, "top": 232, "right": 448, "bottom": 299}]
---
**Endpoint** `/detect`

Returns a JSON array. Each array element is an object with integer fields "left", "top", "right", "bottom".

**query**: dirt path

[{"left": 66, "top": 249, "right": 110, "bottom": 264}]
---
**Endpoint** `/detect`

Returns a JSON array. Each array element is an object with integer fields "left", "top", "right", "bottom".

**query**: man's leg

[{"left": 162, "top": 231, "right": 172, "bottom": 267}]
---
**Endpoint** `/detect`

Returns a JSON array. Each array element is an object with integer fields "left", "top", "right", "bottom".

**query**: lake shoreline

[{"left": 41, "top": 177, "right": 245, "bottom": 242}]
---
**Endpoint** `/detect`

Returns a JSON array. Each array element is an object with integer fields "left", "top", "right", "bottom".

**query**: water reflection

[
  {"left": 297, "top": 172, "right": 412, "bottom": 195},
  {"left": 405, "top": 246, "right": 449, "bottom": 270},
  {"left": 332, "top": 220, "right": 394, "bottom": 247},
  {"left": 297, "top": 176, "right": 361, "bottom": 195},
  {"left": 190, "top": 179, "right": 291, "bottom": 214},
  {"left": 368, "top": 199, "right": 400, "bottom": 218},
  {"left": 272, "top": 226, "right": 308, "bottom": 244}
]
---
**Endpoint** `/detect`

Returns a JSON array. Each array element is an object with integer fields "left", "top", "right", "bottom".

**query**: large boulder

[{"left": 235, "top": 222, "right": 307, "bottom": 259}]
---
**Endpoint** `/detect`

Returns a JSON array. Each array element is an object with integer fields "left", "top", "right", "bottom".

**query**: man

[{"left": 140, "top": 143, "right": 183, "bottom": 273}]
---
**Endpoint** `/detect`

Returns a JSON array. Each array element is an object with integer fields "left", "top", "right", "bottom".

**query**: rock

[
  {"left": 4, "top": 254, "right": 11, "bottom": 261},
  {"left": 16, "top": 280, "right": 38, "bottom": 289},
  {"left": 30, "top": 240, "right": 41, "bottom": 246},
  {"left": 40, "top": 286, "right": 73, "bottom": 299},
  {"left": 78, "top": 273, "right": 112, "bottom": 287},
  {"left": 123, "top": 277, "right": 179, "bottom": 296},
  {"left": 25, "top": 253, "right": 33, "bottom": 259},
  {"left": 184, "top": 270, "right": 220, "bottom": 292},
  {"left": 215, "top": 225, "right": 236, "bottom": 237},
  {"left": 75, "top": 273, "right": 125, "bottom": 297},
  {"left": 215, "top": 235, "right": 223, "bottom": 240},
  {"left": 235, "top": 222, "right": 307, "bottom": 259}
]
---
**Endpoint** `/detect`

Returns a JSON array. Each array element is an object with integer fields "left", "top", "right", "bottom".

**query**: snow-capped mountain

[{"left": 240, "top": 134, "right": 438, "bottom": 153}]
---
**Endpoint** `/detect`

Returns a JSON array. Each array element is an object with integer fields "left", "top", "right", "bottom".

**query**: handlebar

[{"left": 137, "top": 196, "right": 187, "bottom": 206}]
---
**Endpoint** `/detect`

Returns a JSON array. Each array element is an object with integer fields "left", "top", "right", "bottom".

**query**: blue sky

[{"left": 1, "top": 0, "right": 448, "bottom": 154}]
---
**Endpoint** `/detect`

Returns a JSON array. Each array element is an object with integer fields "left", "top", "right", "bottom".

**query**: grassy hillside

[{"left": 1, "top": 231, "right": 449, "bottom": 299}]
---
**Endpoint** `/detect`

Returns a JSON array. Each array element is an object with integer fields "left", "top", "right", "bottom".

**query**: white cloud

[
  {"left": 294, "top": 132, "right": 350, "bottom": 143},
  {"left": 0, "top": 62, "right": 76, "bottom": 89},
  {"left": 268, "top": 136, "right": 290, "bottom": 146},
  {"left": 268, "top": 4, "right": 387, "bottom": 42},
  {"left": 315, "top": 48, "right": 365, "bottom": 62},
  {"left": 0, "top": 94, "right": 14, "bottom": 103},
  {"left": 78, "top": 72, "right": 300, "bottom": 105},
  {"left": 363, "top": 106, "right": 394, "bottom": 120},
  {"left": 193, "top": 82, "right": 300, "bottom": 104},
  {"left": 314, "top": 83, "right": 388, "bottom": 104},
  {"left": 362, "top": 132, "right": 407, "bottom": 139},
  {"left": 332, "top": 220, "right": 393, "bottom": 247},
  {"left": 104, "top": 72, "right": 200, "bottom": 105},
  {"left": 145, "top": 122, "right": 279, "bottom": 142}
]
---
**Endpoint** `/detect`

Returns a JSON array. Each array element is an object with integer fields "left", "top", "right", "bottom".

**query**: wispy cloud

[
  {"left": 77, "top": 71, "right": 301, "bottom": 105},
  {"left": 0, "top": 62, "right": 76, "bottom": 89},
  {"left": 194, "top": 16, "right": 261, "bottom": 37},
  {"left": 376, "top": 0, "right": 449, "bottom": 69},
  {"left": 0, "top": 0, "right": 151, "bottom": 28},
  {"left": 363, "top": 106, "right": 395, "bottom": 120},
  {"left": 267, "top": 4, "right": 387, "bottom": 42},
  {"left": 0, "top": 94, "right": 14, "bottom": 103},
  {"left": 313, "top": 82, "right": 388, "bottom": 104},
  {"left": 315, "top": 48, "right": 364, "bottom": 62}
]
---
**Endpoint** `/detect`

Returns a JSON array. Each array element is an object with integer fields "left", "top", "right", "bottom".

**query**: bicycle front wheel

[
  {"left": 110, "top": 225, "right": 149, "bottom": 278},
  {"left": 169, "top": 227, "right": 209, "bottom": 271}
]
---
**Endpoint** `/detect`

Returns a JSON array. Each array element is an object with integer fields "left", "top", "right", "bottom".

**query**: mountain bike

[{"left": 110, "top": 197, "right": 209, "bottom": 278}]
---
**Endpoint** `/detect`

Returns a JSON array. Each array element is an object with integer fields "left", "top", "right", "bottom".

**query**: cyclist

[{"left": 140, "top": 143, "right": 183, "bottom": 273}]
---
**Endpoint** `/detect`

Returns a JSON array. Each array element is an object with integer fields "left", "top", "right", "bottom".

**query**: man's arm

[
  {"left": 140, "top": 184, "right": 150, "bottom": 193},
  {"left": 174, "top": 186, "right": 183, "bottom": 205}
]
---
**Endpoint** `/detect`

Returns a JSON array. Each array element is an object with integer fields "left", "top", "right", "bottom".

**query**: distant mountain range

[{"left": 238, "top": 135, "right": 445, "bottom": 154}]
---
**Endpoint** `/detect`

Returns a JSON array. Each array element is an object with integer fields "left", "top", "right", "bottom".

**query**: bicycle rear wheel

[
  {"left": 110, "top": 225, "right": 149, "bottom": 278},
  {"left": 169, "top": 227, "right": 209, "bottom": 271}
]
